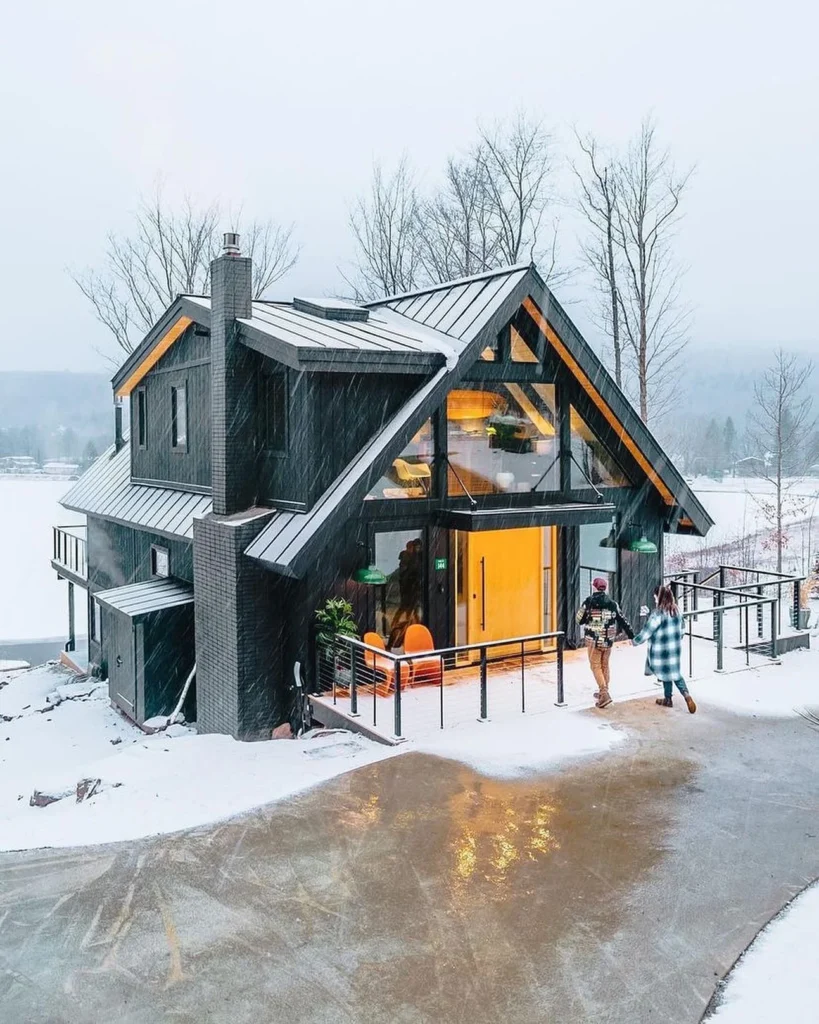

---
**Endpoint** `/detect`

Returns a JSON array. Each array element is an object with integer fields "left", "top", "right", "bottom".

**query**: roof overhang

[
  {"left": 94, "top": 578, "right": 194, "bottom": 619},
  {"left": 112, "top": 297, "right": 210, "bottom": 398},
  {"left": 439, "top": 501, "right": 617, "bottom": 532}
]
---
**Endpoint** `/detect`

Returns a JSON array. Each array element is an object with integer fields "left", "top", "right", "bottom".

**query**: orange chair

[
  {"left": 362, "top": 632, "right": 409, "bottom": 693},
  {"left": 403, "top": 624, "right": 443, "bottom": 687}
]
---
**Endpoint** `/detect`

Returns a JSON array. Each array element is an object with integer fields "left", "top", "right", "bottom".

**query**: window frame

[
  {"left": 136, "top": 387, "right": 147, "bottom": 449},
  {"left": 151, "top": 543, "right": 170, "bottom": 579},
  {"left": 90, "top": 596, "right": 102, "bottom": 643},
  {"left": 262, "top": 370, "right": 288, "bottom": 457},
  {"left": 171, "top": 382, "right": 188, "bottom": 453}
]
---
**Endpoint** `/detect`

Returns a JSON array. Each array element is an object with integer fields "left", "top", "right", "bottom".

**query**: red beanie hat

[{"left": 592, "top": 577, "right": 608, "bottom": 591}]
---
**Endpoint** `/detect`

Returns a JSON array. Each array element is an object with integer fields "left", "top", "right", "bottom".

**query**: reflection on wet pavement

[{"left": 1, "top": 701, "right": 818, "bottom": 1024}]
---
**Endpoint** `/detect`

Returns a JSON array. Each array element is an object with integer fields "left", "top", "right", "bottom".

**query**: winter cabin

[{"left": 53, "top": 233, "right": 713, "bottom": 738}]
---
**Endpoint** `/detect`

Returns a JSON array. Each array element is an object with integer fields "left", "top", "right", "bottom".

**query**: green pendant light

[
  {"left": 352, "top": 564, "right": 387, "bottom": 585},
  {"left": 629, "top": 533, "right": 658, "bottom": 555}
]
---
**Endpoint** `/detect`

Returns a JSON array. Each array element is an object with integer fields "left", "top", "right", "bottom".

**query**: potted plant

[{"left": 315, "top": 597, "right": 359, "bottom": 681}]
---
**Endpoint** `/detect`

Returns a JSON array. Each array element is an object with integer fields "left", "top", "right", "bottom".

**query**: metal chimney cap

[{"left": 222, "top": 231, "right": 240, "bottom": 255}]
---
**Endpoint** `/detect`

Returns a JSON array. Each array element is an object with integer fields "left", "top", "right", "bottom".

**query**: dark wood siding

[
  {"left": 130, "top": 326, "right": 211, "bottom": 491},
  {"left": 86, "top": 516, "right": 193, "bottom": 671},
  {"left": 258, "top": 368, "right": 421, "bottom": 508}
]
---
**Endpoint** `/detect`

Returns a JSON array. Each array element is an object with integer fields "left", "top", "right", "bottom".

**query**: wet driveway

[{"left": 2, "top": 700, "right": 818, "bottom": 1023}]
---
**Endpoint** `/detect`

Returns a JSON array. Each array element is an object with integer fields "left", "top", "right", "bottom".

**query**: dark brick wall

[
  {"left": 210, "top": 254, "right": 256, "bottom": 515},
  {"left": 194, "top": 511, "right": 286, "bottom": 739}
]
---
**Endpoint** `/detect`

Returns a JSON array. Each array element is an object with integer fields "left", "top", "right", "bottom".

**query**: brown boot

[
  {"left": 596, "top": 692, "right": 613, "bottom": 709},
  {"left": 684, "top": 694, "right": 697, "bottom": 714},
  {"left": 656, "top": 697, "right": 673, "bottom": 707}
]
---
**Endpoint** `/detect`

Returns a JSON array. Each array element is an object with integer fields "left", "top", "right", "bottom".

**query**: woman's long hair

[{"left": 653, "top": 584, "right": 680, "bottom": 617}]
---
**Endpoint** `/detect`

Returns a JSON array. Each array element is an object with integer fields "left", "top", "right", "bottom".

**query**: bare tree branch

[{"left": 70, "top": 187, "right": 299, "bottom": 355}]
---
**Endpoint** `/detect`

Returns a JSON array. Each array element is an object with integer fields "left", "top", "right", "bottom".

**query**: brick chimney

[{"left": 210, "top": 232, "right": 254, "bottom": 514}]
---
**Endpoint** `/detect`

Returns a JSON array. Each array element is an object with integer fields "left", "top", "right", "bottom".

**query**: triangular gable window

[
  {"left": 570, "top": 407, "right": 631, "bottom": 488},
  {"left": 509, "top": 326, "right": 538, "bottom": 363},
  {"left": 480, "top": 324, "right": 539, "bottom": 363}
]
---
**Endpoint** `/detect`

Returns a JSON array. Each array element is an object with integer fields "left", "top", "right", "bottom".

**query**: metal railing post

[
  {"left": 770, "top": 600, "right": 779, "bottom": 659},
  {"left": 716, "top": 607, "right": 724, "bottom": 672},
  {"left": 393, "top": 660, "right": 403, "bottom": 740},
  {"left": 349, "top": 648, "right": 359, "bottom": 718},
  {"left": 744, "top": 604, "right": 750, "bottom": 666},
  {"left": 478, "top": 646, "right": 489, "bottom": 721},
  {"left": 439, "top": 656, "right": 445, "bottom": 730},
  {"left": 555, "top": 635, "right": 566, "bottom": 707},
  {"left": 520, "top": 640, "right": 526, "bottom": 713},
  {"left": 793, "top": 580, "right": 801, "bottom": 629},
  {"left": 757, "top": 584, "right": 764, "bottom": 638}
]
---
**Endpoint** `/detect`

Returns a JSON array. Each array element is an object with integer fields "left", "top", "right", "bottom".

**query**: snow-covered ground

[
  {"left": 707, "top": 882, "right": 819, "bottom": 1022},
  {"left": 0, "top": 479, "right": 86, "bottom": 642},
  {"left": 0, "top": 662, "right": 625, "bottom": 852},
  {"left": 667, "top": 475, "right": 819, "bottom": 573},
  {"left": 3, "top": 639, "right": 818, "bottom": 852}
]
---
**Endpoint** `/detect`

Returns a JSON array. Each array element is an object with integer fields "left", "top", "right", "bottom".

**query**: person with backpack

[
  {"left": 632, "top": 584, "right": 697, "bottom": 713},
  {"left": 576, "top": 577, "right": 634, "bottom": 709}
]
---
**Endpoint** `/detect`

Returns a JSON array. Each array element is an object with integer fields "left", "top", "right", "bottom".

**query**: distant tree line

[{"left": 0, "top": 424, "right": 106, "bottom": 468}]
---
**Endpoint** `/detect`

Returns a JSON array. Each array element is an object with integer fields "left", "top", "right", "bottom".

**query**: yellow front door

[{"left": 465, "top": 527, "right": 544, "bottom": 652}]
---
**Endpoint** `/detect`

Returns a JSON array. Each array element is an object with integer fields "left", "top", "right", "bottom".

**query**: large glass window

[
  {"left": 365, "top": 420, "right": 434, "bottom": 500},
  {"left": 579, "top": 519, "right": 618, "bottom": 598},
  {"left": 373, "top": 530, "right": 425, "bottom": 647},
  {"left": 570, "top": 407, "right": 630, "bottom": 488},
  {"left": 447, "top": 383, "right": 558, "bottom": 496}
]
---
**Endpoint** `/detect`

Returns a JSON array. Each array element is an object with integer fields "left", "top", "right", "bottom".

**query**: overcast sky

[{"left": 0, "top": 0, "right": 817, "bottom": 374}]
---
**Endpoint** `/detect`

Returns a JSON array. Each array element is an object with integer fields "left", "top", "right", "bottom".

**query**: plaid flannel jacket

[{"left": 633, "top": 611, "right": 685, "bottom": 681}]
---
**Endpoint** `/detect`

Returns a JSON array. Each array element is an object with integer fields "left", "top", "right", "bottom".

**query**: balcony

[{"left": 52, "top": 525, "right": 88, "bottom": 585}]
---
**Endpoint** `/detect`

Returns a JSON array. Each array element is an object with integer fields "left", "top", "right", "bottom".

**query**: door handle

[
  {"left": 116, "top": 655, "right": 122, "bottom": 667},
  {"left": 480, "top": 556, "right": 486, "bottom": 630}
]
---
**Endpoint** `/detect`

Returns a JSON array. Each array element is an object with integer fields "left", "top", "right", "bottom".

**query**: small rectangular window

[
  {"left": 151, "top": 544, "right": 170, "bottom": 578},
  {"left": 171, "top": 385, "right": 187, "bottom": 450},
  {"left": 91, "top": 598, "right": 102, "bottom": 642},
  {"left": 136, "top": 389, "right": 147, "bottom": 448},
  {"left": 264, "top": 372, "right": 287, "bottom": 453}
]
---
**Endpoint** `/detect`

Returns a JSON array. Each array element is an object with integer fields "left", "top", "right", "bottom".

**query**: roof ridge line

[{"left": 364, "top": 263, "right": 533, "bottom": 307}]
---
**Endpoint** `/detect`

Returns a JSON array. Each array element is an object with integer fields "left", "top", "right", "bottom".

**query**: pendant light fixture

[
  {"left": 352, "top": 564, "right": 387, "bottom": 585},
  {"left": 629, "top": 532, "right": 658, "bottom": 555}
]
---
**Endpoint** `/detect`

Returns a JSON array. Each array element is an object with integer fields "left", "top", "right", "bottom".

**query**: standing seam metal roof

[
  {"left": 94, "top": 578, "right": 194, "bottom": 617},
  {"left": 60, "top": 443, "right": 212, "bottom": 540}
]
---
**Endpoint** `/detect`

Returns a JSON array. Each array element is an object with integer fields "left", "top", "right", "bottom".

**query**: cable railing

[{"left": 315, "top": 630, "right": 565, "bottom": 740}]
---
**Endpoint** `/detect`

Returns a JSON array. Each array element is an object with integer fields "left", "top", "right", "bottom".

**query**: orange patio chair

[
  {"left": 403, "top": 623, "right": 443, "bottom": 687},
  {"left": 362, "top": 632, "right": 409, "bottom": 693}
]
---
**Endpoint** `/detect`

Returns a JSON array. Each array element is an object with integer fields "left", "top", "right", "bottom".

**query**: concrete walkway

[{"left": 1, "top": 699, "right": 818, "bottom": 1023}]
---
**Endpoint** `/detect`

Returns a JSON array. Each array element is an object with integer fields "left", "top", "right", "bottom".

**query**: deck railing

[
  {"left": 665, "top": 564, "right": 807, "bottom": 637},
  {"left": 52, "top": 525, "right": 88, "bottom": 580},
  {"left": 316, "top": 631, "right": 565, "bottom": 740}
]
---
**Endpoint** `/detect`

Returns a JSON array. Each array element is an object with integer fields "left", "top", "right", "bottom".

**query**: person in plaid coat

[{"left": 632, "top": 585, "right": 697, "bottom": 712}]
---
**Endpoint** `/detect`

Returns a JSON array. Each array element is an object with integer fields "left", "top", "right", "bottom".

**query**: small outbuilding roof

[{"left": 94, "top": 578, "right": 195, "bottom": 618}]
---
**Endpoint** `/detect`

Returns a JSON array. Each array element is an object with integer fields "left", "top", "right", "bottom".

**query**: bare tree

[
  {"left": 571, "top": 130, "right": 623, "bottom": 387},
  {"left": 345, "top": 158, "right": 423, "bottom": 300},
  {"left": 614, "top": 118, "right": 692, "bottom": 421},
  {"left": 747, "top": 349, "right": 815, "bottom": 571},
  {"left": 72, "top": 190, "right": 298, "bottom": 354},
  {"left": 347, "top": 117, "right": 567, "bottom": 300},
  {"left": 419, "top": 152, "right": 499, "bottom": 282},
  {"left": 477, "top": 115, "right": 560, "bottom": 270}
]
